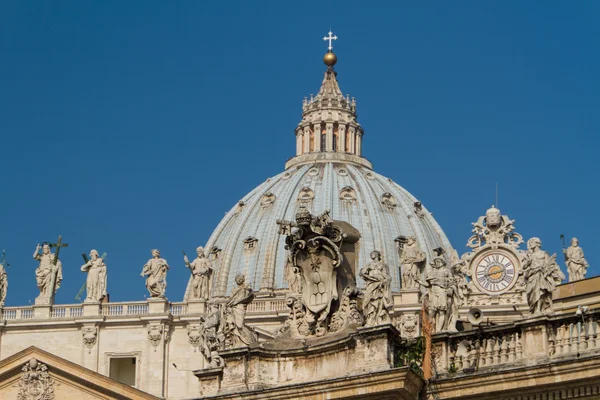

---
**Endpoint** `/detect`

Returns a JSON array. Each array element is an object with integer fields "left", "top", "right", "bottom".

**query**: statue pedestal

[
  {"left": 82, "top": 302, "right": 101, "bottom": 317},
  {"left": 395, "top": 289, "right": 421, "bottom": 307},
  {"left": 197, "top": 325, "right": 409, "bottom": 397},
  {"left": 33, "top": 305, "right": 51, "bottom": 319},
  {"left": 193, "top": 367, "right": 224, "bottom": 397},
  {"left": 147, "top": 297, "right": 168, "bottom": 314},
  {"left": 187, "top": 299, "right": 207, "bottom": 314}
]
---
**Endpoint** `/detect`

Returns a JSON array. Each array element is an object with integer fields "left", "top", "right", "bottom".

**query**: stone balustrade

[
  {"left": 432, "top": 310, "right": 600, "bottom": 376},
  {"left": 0, "top": 297, "right": 286, "bottom": 321}
]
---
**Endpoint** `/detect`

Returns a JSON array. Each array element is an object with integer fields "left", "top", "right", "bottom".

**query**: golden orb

[{"left": 323, "top": 51, "right": 337, "bottom": 67}]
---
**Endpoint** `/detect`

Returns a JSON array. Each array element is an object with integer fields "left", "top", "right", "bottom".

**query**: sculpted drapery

[
  {"left": 359, "top": 250, "right": 392, "bottom": 326},
  {"left": 564, "top": 237, "right": 588, "bottom": 282},
  {"left": 141, "top": 249, "right": 170, "bottom": 298},
  {"left": 33, "top": 244, "right": 62, "bottom": 303},
  {"left": 80, "top": 249, "right": 107, "bottom": 302},
  {"left": 184, "top": 246, "right": 213, "bottom": 299},
  {"left": 523, "top": 237, "right": 564, "bottom": 315}
]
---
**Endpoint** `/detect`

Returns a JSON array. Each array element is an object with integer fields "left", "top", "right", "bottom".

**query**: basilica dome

[{"left": 185, "top": 52, "right": 452, "bottom": 299}]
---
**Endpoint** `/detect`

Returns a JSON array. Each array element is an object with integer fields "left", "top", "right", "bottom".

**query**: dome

[{"left": 184, "top": 45, "right": 452, "bottom": 299}]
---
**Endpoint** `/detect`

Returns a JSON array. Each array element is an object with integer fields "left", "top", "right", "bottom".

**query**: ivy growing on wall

[{"left": 395, "top": 336, "right": 426, "bottom": 376}]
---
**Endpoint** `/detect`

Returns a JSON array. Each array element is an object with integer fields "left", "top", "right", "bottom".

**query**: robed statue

[
  {"left": 400, "top": 236, "right": 426, "bottom": 289},
  {"left": 33, "top": 243, "right": 63, "bottom": 304},
  {"left": 222, "top": 274, "right": 257, "bottom": 347},
  {"left": 184, "top": 246, "right": 213, "bottom": 299},
  {"left": 522, "top": 237, "right": 565, "bottom": 315},
  {"left": 359, "top": 250, "right": 392, "bottom": 326},
  {"left": 564, "top": 237, "right": 588, "bottom": 282},
  {"left": 141, "top": 249, "right": 170, "bottom": 298},
  {"left": 80, "top": 249, "right": 107, "bottom": 302}
]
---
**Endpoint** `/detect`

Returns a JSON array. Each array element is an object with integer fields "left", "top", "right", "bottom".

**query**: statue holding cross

[{"left": 33, "top": 236, "right": 68, "bottom": 305}]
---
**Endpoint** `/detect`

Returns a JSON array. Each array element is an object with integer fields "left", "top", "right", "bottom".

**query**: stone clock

[{"left": 472, "top": 249, "right": 519, "bottom": 294}]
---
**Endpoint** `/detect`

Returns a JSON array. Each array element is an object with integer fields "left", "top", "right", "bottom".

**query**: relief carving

[
  {"left": 147, "top": 324, "right": 163, "bottom": 350},
  {"left": 81, "top": 326, "right": 98, "bottom": 353},
  {"left": 17, "top": 358, "right": 56, "bottom": 400}
]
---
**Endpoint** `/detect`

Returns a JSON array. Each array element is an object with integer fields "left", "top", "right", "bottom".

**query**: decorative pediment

[{"left": 0, "top": 346, "right": 160, "bottom": 400}]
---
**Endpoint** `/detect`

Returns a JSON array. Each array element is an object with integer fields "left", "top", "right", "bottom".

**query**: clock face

[{"left": 474, "top": 251, "right": 518, "bottom": 294}]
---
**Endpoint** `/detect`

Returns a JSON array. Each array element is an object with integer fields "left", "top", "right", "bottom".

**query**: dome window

[
  {"left": 381, "top": 193, "right": 397, "bottom": 210},
  {"left": 297, "top": 187, "right": 315, "bottom": 203},
  {"left": 414, "top": 201, "right": 425, "bottom": 218},
  {"left": 308, "top": 167, "right": 319, "bottom": 176},
  {"left": 243, "top": 237, "right": 258, "bottom": 251},
  {"left": 337, "top": 168, "right": 348, "bottom": 176},
  {"left": 339, "top": 186, "right": 356, "bottom": 202},
  {"left": 261, "top": 192, "right": 276, "bottom": 208}
]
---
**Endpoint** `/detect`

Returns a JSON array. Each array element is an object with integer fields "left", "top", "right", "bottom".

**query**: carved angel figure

[
  {"left": 141, "top": 249, "right": 169, "bottom": 298},
  {"left": 359, "top": 250, "right": 392, "bottom": 326},
  {"left": 522, "top": 238, "right": 565, "bottom": 315},
  {"left": 564, "top": 237, "right": 588, "bottom": 282},
  {"left": 184, "top": 246, "right": 213, "bottom": 299},
  {"left": 400, "top": 236, "right": 426, "bottom": 289},
  {"left": 80, "top": 249, "right": 107, "bottom": 302}
]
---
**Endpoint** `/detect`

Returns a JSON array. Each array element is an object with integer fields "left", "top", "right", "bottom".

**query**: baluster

[
  {"left": 492, "top": 337, "right": 500, "bottom": 365},
  {"left": 485, "top": 337, "right": 493, "bottom": 365},
  {"left": 508, "top": 334, "right": 516, "bottom": 362},
  {"left": 500, "top": 335, "right": 508, "bottom": 363},
  {"left": 457, "top": 355, "right": 464, "bottom": 370},
  {"left": 582, "top": 321, "right": 590, "bottom": 351},
  {"left": 478, "top": 339, "right": 486, "bottom": 367},
  {"left": 556, "top": 324, "right": 564, "bottom": 355},
  {"left": 591, "top": 320, "right": 598, "bottom": 350},
  {"left": 569, "top": 323, "right": 576, "bottom": 353},
  {"left": 516, "top": 332, "right": 523, "bottom": 359},
  {"left": 449, "top": 355, "right": 455, "bottom": 372}
]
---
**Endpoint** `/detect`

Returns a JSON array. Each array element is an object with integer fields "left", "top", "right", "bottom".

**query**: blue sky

[{"left": 0, "top": 1, "right": 598, "bottom": 306}]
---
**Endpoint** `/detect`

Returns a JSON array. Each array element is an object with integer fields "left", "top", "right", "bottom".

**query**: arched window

[
  {"left": 321, "top": 132, "right": 327, "bottom": 152},
  {"left": 332, "top": 133, "right": 338, "bottom": 152}
]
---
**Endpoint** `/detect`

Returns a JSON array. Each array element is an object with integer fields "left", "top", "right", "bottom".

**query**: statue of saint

[
  {"left": 422, "top": 256, "right": 453, "bottom": 332},
  {"left": 0, "top": 263, "right": 7, "bottom": 306},
  {"left": 199, "top": 302, "right": 224, "bottom": 367},
  {"left": 284, "top": 252, "right": 301, "bottom": 293},
  {"left": 141, "top": 249, "right": 170, "bottom": 298},
  {"left": 359, "top": 250, "right": 392, "bottom": 326},
  {"left": 80, "top": 249, "right": 107, "bottom": 303},
  {"left": 522, "top": 237, "right": 565, "bottom": 315},
  {"left": 564, "top": 237, "right": 588, "bottom": 282},
  {"left": 184, "top": 246, "right": 213, "bottom": 300},
  {"left": 33, "top": 243, "right": 62, "bottom": 303},
  {"left": 222, "top": 274, "right": 257, "bottom": 347},
  {"left": 400, "top": 236, "right": 426, "bottom": 289}
]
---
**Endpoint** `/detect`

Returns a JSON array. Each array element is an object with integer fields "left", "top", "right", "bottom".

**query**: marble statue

[
  {"left": 0, "top": 263, "right": 6, "bottom": 307},
  {"left": 422, "top": 256, "right": 453, "bottom": 332},
  {"left": 199, "top": 302, "right": 224, "bottom": 367},
  {"left": 564, "top": 237, "right": 588, "bottom": 282},
  {"left": 184, "top": 246, "right": 213, "bottom": 300},
  {"left": 284, "top": 252, "right": 301, "bottom": 293},
  {"left": 80, "top": 249, "right": 107, "bottom": 303},
  {"left": 400, "top": 236, "right": 426, "bottom": 289},
  {"left": 446, "top": 255, "right": 467, "bottom": 332},
  {"left": 141, "top": 249, "right": 169, "bottom": 298},
  {"left": 522, "top": 238, "right": 565, "bottom": 315},
  {"left": 359, "top": 250, "right": 392, "bottom": 326},
  {"left": 222, "top": 274, "right": 257, "bottom": 347},
  {"left": 33, "top": 243, "right": 62, "bottom": 303}
]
